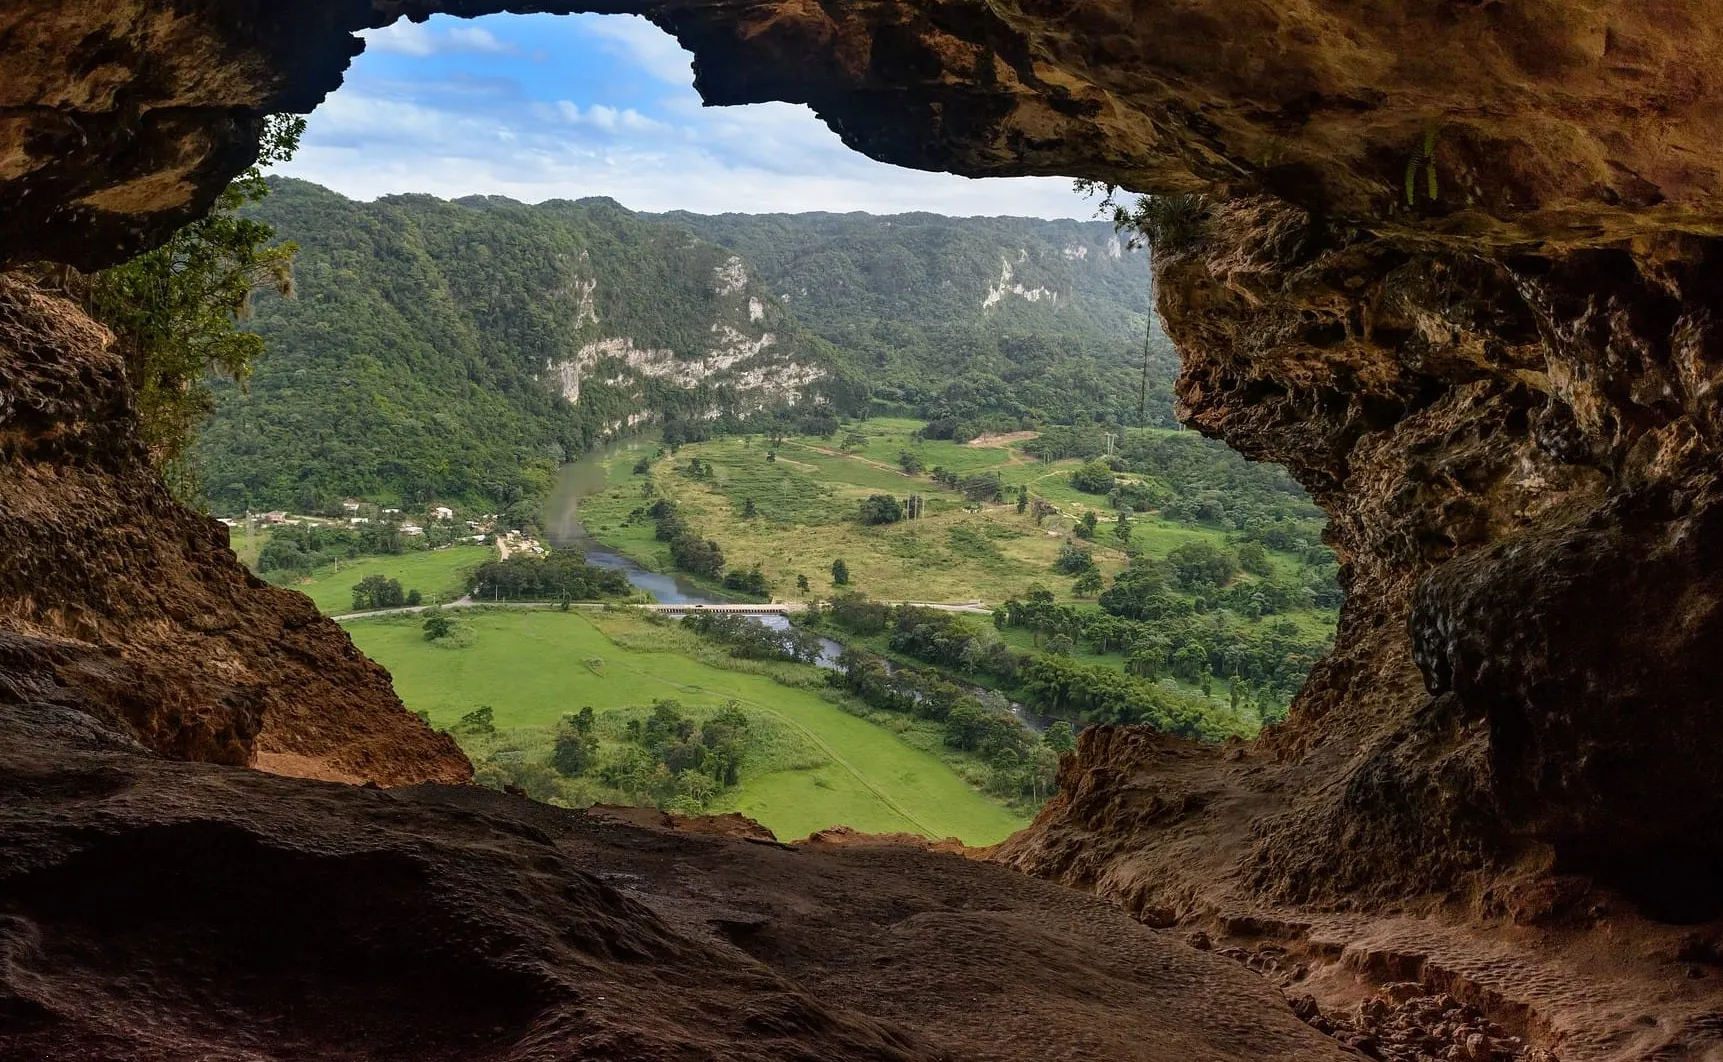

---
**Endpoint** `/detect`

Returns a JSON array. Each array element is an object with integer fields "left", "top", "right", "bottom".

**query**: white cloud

[
  {"left": 445, "top": 26, "right": 511, "bottom": 53},
  {"left": 297, "top": 16, "right": 1095, "bottom": 219},
  {"left": 280, "top": 101, "right": 1090, "bottom": 218},
  {"left": 362, "top": 22, "right": 436, "bottom": 57},
  {"left": 549, "top": 101, "right": 671, "bottom": 134},
  {"left": 361, "top": 21, "right": 515, "bottom": 58},
  {"left": 574, "top": 14, "right": 694, "bottom": 83}
]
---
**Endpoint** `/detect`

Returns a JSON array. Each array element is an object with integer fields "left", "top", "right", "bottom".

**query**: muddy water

[{"left": 543, "top": 436, "right": 715, "bottom": 606}]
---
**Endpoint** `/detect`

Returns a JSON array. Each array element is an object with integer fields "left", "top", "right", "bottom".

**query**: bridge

[{"left": 331, "top": 598, "right": 990, "bottom": 623}]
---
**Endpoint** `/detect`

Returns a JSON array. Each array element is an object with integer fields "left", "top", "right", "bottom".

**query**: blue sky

[{"left": 273, "top": 14, "right": 1094, "bottom": 218}]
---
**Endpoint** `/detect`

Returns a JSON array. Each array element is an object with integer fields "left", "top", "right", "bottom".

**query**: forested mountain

[
  {"left": 196, "top": 181, "right": 1170, "bottom": 514},
  {"left": 660, "top": 211, "right": 1178, "bottom": 428},
  {"left": 198, "top": 180, "right": 850, "bottom": 514}
]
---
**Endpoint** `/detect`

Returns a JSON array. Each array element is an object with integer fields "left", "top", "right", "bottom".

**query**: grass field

[
  {"left": 344, "top": 608, "right": 1029, "bottom": 844},
  {"left": 578, "top": 418, "right": 1275, "bottom": 606},
  {"left": 278, "top": 544, "right": 492, "bottom": 614}
]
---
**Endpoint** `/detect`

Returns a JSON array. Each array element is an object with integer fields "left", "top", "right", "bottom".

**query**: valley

[
  {"left": 344, "top": 608, "right": 1029, "bottom": 843},
  {"left": 201, "top": 182, "right": 1337, "bottom": 845},
  {"left": 241, "top": 408, "right": 1335, "bottom": 843}
]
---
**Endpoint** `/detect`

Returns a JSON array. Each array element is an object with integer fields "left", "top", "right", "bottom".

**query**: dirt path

[{"left": 792, "top": 442, "right": 911, "bottom": 477}]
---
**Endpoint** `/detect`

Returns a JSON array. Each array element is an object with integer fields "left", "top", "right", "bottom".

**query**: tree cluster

[
  {"left": 350, "top": 574, "right": 418, "bottom": 611},
  {"left": 679, "top": 612, "right": 825, "bottom": 663},
  {"left": 467, "top": 550, "right": 630, "bottom": 602}
]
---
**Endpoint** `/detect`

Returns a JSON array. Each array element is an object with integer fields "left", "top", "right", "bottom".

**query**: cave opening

[
  {"left": 14, "top": 2, "right": 1723, "bottom": 1057},
  {"left": 212, "top": 7, "right": 1346, "bottom": 796}
]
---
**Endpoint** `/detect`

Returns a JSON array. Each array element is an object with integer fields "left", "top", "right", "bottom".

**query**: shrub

[
  {"left": 858, "top": 494, "right": 904, "bottom": 525},
  {"left": 1070, "top": 460, "right": 1116, "bottom": 495}
]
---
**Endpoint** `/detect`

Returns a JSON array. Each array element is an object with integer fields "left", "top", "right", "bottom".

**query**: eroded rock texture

[
  {"left": 0, "top": 702, "right": 1351, "bottom": 1062},
  {"left": 11, "top": 0, "right": 1723, "bottom": 268},
  {"left": 0, "top": 274, "right": 470, "bottom": 786},
  {"left": 6, "top": 0, "right": 1723, "bottom": 1059}
]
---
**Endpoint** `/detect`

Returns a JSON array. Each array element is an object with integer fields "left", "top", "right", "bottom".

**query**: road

[{"left": 330, "top": 598, "right": 992, "bottom": 623}]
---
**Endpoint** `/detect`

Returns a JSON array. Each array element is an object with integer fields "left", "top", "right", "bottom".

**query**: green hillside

[
  {"left": 661, "top": 210, "right": 1180, "bottom": 427},
  {"left": 197, "top": 180, "right": 849, "bottom": 516},
  {"left": 196, "top": 183, "right": 1173, "bottom": 517}
]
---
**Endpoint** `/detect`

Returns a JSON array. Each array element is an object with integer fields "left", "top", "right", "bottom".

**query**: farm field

[
  {"left": 580, "top": 418, "right": 1270, "bottom": 606},
  {"left": 279, "top": 544, "right": 492, "bottom": 614},
  {"left": 343, "top": 608, "right": 1030, "bottom": 844}
]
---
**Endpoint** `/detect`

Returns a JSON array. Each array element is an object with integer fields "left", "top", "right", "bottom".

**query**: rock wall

[
  {"left": 1002, "top": 198, "right": 1723, "bottom": 916},
  {"left": 7, "top": 0, "right": 1723, "bottom": 1055},
  {"left": 0, "top": 273, "right": 470, "bottom": 786}
]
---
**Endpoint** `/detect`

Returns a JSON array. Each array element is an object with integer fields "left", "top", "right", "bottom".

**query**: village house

[
  {"left": 401, "top": 523, "right": 425, "bottom": 536},
  {"left": 262, "top": 511, "right": 288, "bottom": 525},
  {"left": 341, "top": 499, "right": 361, "bottom": 512},
  {"left": 431, "top": 505, "right": 454, "bottom": 520}
]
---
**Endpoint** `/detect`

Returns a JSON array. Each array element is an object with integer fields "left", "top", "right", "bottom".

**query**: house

[
  {"left": 348, "top": 517, "right": 371, "bottom": 525},
  {"left": 401, "top": 523, "right": 425, "bottom": 536},
  {"left": 341, "top": 499, "right": 361, "bottom": 512},
  {"left": 431, "top": 505, "right": 454, "bottom": 520},
  {"left": 262, "top": 511, "right": 288, "bottom": 525},
  {"left": 381, "top": 507, "right": 400, "bottom": 515}
]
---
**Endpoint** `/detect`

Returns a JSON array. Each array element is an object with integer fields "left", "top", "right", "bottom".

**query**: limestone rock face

[
  {"left": 0, "top": 274, "right": 470, "bottom": 786},
  {"left": 8, "top": 0, "right": 1723, "bottom": 1057}
]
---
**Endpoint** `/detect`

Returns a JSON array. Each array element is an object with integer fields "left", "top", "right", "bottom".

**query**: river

[{"left": 544, "top": 438, "right": 1051, "bottom": 732}]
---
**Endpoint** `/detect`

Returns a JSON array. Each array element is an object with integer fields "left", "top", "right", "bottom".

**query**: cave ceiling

[{"left": 7, "top": 0, "right": 1723, "bottom": 268}]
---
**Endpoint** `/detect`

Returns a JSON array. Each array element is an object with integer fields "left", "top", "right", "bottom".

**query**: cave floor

[{"left": 0, "top": 702, "right": 1348, "bottom": 1062}]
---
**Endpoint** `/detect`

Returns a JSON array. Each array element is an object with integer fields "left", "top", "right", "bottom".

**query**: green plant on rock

[
  {"left": 1074, "top": 180, "right": 1211, "bottom": 254},
  {"left": 1405, "top": 126, "right": 1439, "bottom": 207},
  {"left": 86, "top": 115, "right": 305, "bottom": 484}
]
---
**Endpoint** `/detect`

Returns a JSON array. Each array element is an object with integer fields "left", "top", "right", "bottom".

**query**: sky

[{"left": 273, "top": 13, "right": 1095, "bottom": 218}]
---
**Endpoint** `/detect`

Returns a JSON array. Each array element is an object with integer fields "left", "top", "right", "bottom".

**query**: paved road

[{"left": 330, "top": 598, "right": 991, "bottom": 623}]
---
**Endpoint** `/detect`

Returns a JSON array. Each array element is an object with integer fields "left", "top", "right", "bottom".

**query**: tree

[
  {"left": 1072, "top": 568, "right": 1104, "bottom": 597},
  {"left": 1070, "top": 459, "right": 1116, "bottom": 495},
  {"left": 742, "top": 497, "right": 758, "bottom": 518},
  {"left": 1237, "top": 541, "right": 1273, "bottom": 576},
  {"left": 858, "top": 493, "right": 904, "bottom": 525},
  {"left": 831, "top": 558, "right": 851, "bottom": 586},
  {"left": 1074, "top": 511, "right": 1099, "bottom": 540},
  {"left": 842, "top": 430, "right": 868, "bottom": 451},
  {"left": 899, "top": 451, "right": 926, "bottom": 475},
  {"left": 422, "top": 611, "right": 453, "bottom": 641},
  {"left": 351, "top": 574, "right": 405, "bottom": 611},
  {"left": 1017, "top": 485, "right": 1029, "bottom": 514},
  {"left": 1043, "top": 720, "right": 1077, "bottom": 753},
  {"left": 796, "top": 573, "right": 811, "bottom": 594},
  {"left": 551, "top": 721, "right": 597, "bottom": 777},
  {"left": 1113, "top": 511, "right": 1132, "bottom": 545},
  {"left": 87, "top": 115, "right": 305, "bottom": 487},
  {"left": 452, "top": 706, "right": 496, "bottom": 736},
  {"left": 1054, "top": 543, "right": 1097, "bottom": 575},
  {"left": 1167, "top": 541, "right": 1238, "bottom": 590},
  {"left": 406, "top": 588, "right": 423, "bottom": 606}
]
